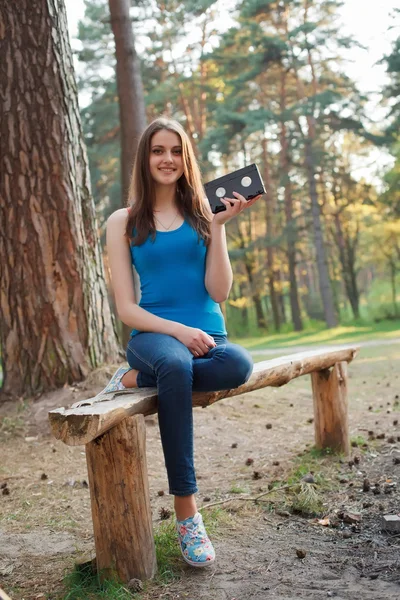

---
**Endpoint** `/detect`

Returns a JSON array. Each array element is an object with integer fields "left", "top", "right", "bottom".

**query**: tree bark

[
  {"left": 279, "top": 110, "right": 302, "bottom": 330},
  {"left": 305, "top": 138, "right": 338, "bottom": 328},
  {"left": 243, "top": 211, "right": 267, "bottom": 330},
  {"left": 389, "top": 259, "right": 398, "bottom": 317},
  {"left": 108, "top": 0, "right": 146, "bottom": 205},
  {"left": 333, "top": 208, "right": 360, "bottom": 320},
  {"left": 282, "top": 3, "right": 337, "bottom": 328},
  {"left": 0, "top": 0, "right": 120, "bottom": 400},
  {"left": 262, "top": 137, "right": 280, "bottom": 331},
  {"left": 244, "top": 261, "right": 267, "bottom": 330},
  {"left": 302, "top": 5, "right": 338, "bottom": 328}
]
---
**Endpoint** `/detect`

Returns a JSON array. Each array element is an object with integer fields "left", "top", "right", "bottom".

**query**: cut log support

[
  {"left": 311, "top": 361, "right": 349, "bottom": 455},
  {"left": 85, "top": 415, "right": 157, "bottom": 582}
]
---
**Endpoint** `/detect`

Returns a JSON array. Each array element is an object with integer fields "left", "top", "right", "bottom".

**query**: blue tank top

[{"left": 130, "top": 220, "right": 227, "bottom": 337}]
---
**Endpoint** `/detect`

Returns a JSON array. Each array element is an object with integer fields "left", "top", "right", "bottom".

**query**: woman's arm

[
  {"left": 204, "top": 221, "right": 233, "bottom": 303},
  {"left": 204, "top": 192, "right": 263, "bottom": 303},
  {"left": 106, "top": 209, "right": 216, "bottom": 354}
]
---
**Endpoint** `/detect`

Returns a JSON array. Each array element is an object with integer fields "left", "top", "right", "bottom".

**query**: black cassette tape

[{"left": 204, "top": 163, "right": 265, "bottom": 214}]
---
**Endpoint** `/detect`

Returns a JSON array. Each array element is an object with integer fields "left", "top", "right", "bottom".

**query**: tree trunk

[
  {"left": 262, "top": 137, "right": 280, "bottom": 331},
  {"left": 303, "top": 6, "right": 337, "bottom": 328},
  {"left": 390, "top": 259, "right": 398, "bottom": 317},
  {"left": 279, "top": 72, "right": 302, "bottom": 331},
  {"left": 345, "top": 235, "right": 360, "bottom": 319},
  {"left": 108, "top": 0, "right": 146, "bottom": 347},
  {"left": 305, "top": 138, "right": 338, "bottom": 328},
  {"left": 276, "top": 269, "right": 287, "bottom": 324},
  {"left": 244, "top": 262, "right": 267, "bottom": 330},
  {"left": 333, "top": 210, "right": 360, "bottom": 320},
  {"left": 239, "top": 281, "right": 249, "bottom": 327},
  {"left": 282, "top": 5, "right": 336, "bottom": 328},
  {"left": 108, "top": 0, "right": 146, "bottom": 205},
  {"left": 0, "top": 0, "right": 120, "bottom": 400}
]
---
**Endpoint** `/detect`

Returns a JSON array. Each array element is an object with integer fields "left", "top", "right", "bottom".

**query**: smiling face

[{"left": 149, "top": 129, "right": 184, "bottom": 187}]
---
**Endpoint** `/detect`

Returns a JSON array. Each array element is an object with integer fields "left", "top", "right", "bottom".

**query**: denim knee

[
  {"left": 154, "top": 353, "right": 193, "bottom": 378},
  {"left": 228, "top": 346, "right": 254, "bottom": 387}
]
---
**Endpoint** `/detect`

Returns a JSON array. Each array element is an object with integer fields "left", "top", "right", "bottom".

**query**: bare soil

[{"left": 1, "top": 346, "right": 400, "bottom": 599}]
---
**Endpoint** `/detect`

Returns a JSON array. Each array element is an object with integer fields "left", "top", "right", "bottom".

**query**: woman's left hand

[{"left": 212, "top": 191, "right": 263, "bottom": 226}]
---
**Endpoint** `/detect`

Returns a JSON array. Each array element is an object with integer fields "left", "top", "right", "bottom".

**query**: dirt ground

[{"left": 1, "top": 344, "right": 400, "bottom": 600}]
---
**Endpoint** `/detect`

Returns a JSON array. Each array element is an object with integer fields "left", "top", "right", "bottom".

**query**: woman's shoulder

[{"left": 107, "top": 207, "right": 130, "bottom": 227}]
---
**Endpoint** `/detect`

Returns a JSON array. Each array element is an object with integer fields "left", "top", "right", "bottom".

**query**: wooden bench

[{"left": 48, "top": 346, "right": 358, "bottom": 583}]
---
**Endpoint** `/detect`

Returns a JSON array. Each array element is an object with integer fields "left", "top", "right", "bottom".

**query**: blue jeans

[{"left": 126, "top": 333, "right": 253, "bottom": 496}]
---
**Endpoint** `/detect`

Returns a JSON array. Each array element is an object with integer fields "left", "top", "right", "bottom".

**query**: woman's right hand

[{"left": 174, "top": 325, "right": 217, "bottom": 357}]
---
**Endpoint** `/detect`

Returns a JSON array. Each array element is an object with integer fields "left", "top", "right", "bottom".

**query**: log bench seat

[{"left": 48, "top": 346, "right": 358, "bottom": 583}]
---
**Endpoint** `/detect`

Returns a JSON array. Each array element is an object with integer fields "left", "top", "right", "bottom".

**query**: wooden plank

[
  {"left": 85, "top": 415, "right": 157, "bottom": 582},
  {"left": 311, "top": 361, "right": 350, "bottom": 454},
  {"left": 49, "top": 346, "right": 358, "bottom": 446}
]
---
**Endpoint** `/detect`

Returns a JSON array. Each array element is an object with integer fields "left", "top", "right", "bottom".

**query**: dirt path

[{"left": 1, "top": 343, "right": 400, "bottom": 599}]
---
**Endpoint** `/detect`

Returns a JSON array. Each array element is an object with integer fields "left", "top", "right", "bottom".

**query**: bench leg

[
  {"left": 311, "top": 361, "right": 350, "bottom": 455},
  {"left": 85, "top": 414, "right": 157, "bottom": 582}
]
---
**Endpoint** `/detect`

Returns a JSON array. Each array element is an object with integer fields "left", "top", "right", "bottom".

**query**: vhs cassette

[{"left": 204, "top": 163, "right": 265, "bottom": 214}]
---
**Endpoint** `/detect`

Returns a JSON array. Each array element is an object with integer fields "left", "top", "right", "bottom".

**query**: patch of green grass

[
  {"left": 61, "top": 508, "right": 233, "bottom": 598},
  {"left": 235, "top": 319, "right": 400, "bottom": 351},
  {"left": 61, "top": 563, "right": 136, "bottom": 600},
  {"left": 153, "top": 520, "right": 182, "bottom": 584},
  {"left": 0, "top": 398, "right": 30, "bottom": 440},
  {"left": 274, "top": 446, "right": 344, "bottom": 518},
  {"left": 0, "top": 415, "right": 25, "bottom": 439},
  {"left": 153, "top": 508, "right": 233, "bottom": 583},
  {"left": 289, "top": 482, "right": 324, "bottom": 517},
  {"left": 229, "top": 484, "right": 247, "bottom": 494},
  {"left": 287, "top": 446, "right": 337, "bottom": 486},
  {"left": 350, "top": 435, "right": 367, "bottom": 447}
]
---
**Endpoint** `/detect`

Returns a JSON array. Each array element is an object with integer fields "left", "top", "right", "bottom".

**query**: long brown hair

[{"left": 125, "top": 117, "right": 212, "bottom": 246}]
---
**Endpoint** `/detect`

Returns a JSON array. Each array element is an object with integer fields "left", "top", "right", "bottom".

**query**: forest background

[
  {"left": 69, "top": 0, "right": 400, "bottom": 337},
  {"left": 1, "top": 0, "right": 399, "bottom": 400}
]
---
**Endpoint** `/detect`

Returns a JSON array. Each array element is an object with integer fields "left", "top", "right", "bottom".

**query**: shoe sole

[{"left": 179, "top": 544, "right": 215, "bottom": 568}]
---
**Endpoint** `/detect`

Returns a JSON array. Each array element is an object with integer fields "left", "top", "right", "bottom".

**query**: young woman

[{"left": 103, "top": 117, "right": 261, "bottom": 568}]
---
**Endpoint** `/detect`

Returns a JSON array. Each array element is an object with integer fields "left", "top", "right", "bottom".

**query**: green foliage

[
  {"left": 153, "top": 520, "right": 182, "bottom": 583},
  {"left": 62, "top": 564, "right": 135, "bottom": 600},
  {"left": 288, "top": 482, "right": 324, "bottom": 517},
  {"left": 73, "top": 0, "right": 399, "bottom": 334},
  {"left": 229, "top": 483, "right": 247, "bottom": 494}
]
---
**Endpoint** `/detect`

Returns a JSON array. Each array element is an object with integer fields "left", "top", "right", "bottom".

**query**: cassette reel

[{"left": 204, "top": 163, "right": 265, "bottom": 214}]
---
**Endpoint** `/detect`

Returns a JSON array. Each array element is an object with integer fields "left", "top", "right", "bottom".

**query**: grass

[
  {"left": 60, "top": 507, "right": 232, "bottom": 599},
  {"left": 61, "top": 563, "right": 135, "bottom": 600},
  {"left": 0, "top": 398, "right": 30, "bottom": 441},
  {"left": 350, "top": 435, "right": 368, "bottom": 448},
  {"left": 234, "top": 319, "right": 400, "bottom": 352},
  {"left": 262, "top": 447, "right": 345, "bottom": 518},
  {"left": 229, "top": 484, "right": 247, "bottom": 494}
]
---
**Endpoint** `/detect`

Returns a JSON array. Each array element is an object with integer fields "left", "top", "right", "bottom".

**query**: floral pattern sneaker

[
  {"left": 176, "top": 512, "right": 215, "bottom": 567},
  {"left": 97, "top": 366, "right": 131, "bottom": 396},
  {"left": 71, "top": 366, "right": 135, "bottom": 408}
]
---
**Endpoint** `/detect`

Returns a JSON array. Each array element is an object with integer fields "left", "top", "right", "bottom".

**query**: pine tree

[
  {"left": 0, "top": 0, "right": 120, "bottom": 399},
  {"left": 108, "top": 0, "right": 146, "bottom": 203}
]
